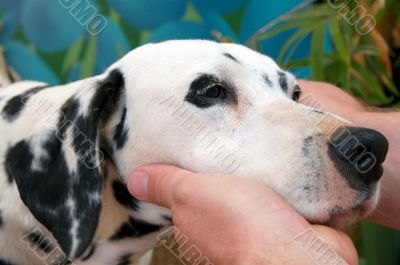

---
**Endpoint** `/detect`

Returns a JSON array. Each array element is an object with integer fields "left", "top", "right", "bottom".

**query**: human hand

[
  {"left": 128, "top": 164, "right": 357, "bottom": 265},
  {"left": 298, "top": 80, "right": 366, "bottom": 121}
]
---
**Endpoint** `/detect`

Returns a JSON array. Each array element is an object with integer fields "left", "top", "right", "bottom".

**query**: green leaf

[
  {"left": 375, "top": 1, "right": 388, "bottom": 23},
  {"left": 329, "top": 17, "right": 350, "bottom": 65},
  {"left": 282, "top": 4, "right": 335, "bottom": 21},
  {"left": 324, "top": 59, "right": 349, "bottom": 90},
  {"left": 247, "top": 37, "right": 261, "bottom": 52},
  {"left": 358, "top": 257, "right": 367, "bottom": 265},
  {"left": 247, "top": 1, "right": 332, "bottom": 44},
  {"left": 276, "top": 22, "right": 319, "bottom": 63},
  {"left": 282, "top": 34, "right": 309, "bottom": 65},
  {"left": 281, "top": 58, "right": 311, "bottom": 69},
  {"left": 389, "top": 0, "right": 400, "bottom": 17},
  {"left": 257, "top": 19, "right": 317, "bottom": 41},
  {"left": 351, "top": 75, "right": 371, "bottom": 100},
  {"left": 257, "top": 4, "right": 335, "bottom": 41},
  {"left": 352, "top": 61, "right": 389, "bottom": 103},
  {"left": 80, "top": 36, "right": 97, "bottom": 79},
  {"left": 116, "top": 44, "right": 126, "bottom": 59},
  {"left": 183, "top": 3, "right": 203, "bottom": 23},
  {"left": 223, "top": 4, "right": 247, "bottom": 36},
  {"left": 62, "top": 37, "right": 84, "bottom": 76},
  {"left": 140, "top": 31, "right": 152, "bottom": 44},
  {"left": 352, "top": 45, "right": 380, "bottom": 57},
  {"left": 109, "top": 9, "right": 122, "bottom": 26},
  {"left": 365, "top": 56, "right": 400, "bottom": 97},
  {"left": 359, "top": 222, "right": 400, "bottom": 265},
  {"left": 310, "top": 24, "right": 325, "bottom": 80}
]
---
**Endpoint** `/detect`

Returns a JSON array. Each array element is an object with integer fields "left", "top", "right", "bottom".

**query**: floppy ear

[{"left": 5, "top": 69, "right": 125, "bottom": 259}]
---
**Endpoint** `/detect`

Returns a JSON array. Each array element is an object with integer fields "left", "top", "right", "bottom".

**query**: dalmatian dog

[{"left": 0, "top": 40, "right": 389, "bottom": 265}]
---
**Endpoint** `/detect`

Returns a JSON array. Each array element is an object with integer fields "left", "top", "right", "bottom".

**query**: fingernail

[{"left": 129, "top": 171, "right": 149, "bottom": 199}]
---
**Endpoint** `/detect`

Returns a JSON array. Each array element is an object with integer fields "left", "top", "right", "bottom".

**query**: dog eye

[
  {"left": 292, "top": 85, "right": 302, "bottom": 101},
  {"left": 196, "top": 85, "right": 226, "bottom": 99},
  {"left": 185, "top": 74, "right": 236, "bottom": 108}
]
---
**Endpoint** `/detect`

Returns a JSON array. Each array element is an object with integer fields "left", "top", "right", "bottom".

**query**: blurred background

[{"left": 0, "top": 0, "right": 399, "bottom": 264}]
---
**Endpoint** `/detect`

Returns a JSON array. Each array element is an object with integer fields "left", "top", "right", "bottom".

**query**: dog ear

[{"left": 5, "top": 69, "right": 125, "bottom": 259}]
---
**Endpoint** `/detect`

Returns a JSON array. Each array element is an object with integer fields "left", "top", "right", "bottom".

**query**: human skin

[
  {"left": 128, "top": 80, "right": 398, "bottom": 265},
  {"left": 128, "top": 165, "right": 357, "bottom": 265}
]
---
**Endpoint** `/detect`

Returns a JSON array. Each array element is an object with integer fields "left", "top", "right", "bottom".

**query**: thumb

[
  {"left": 312, "top": 226, "right": 358, "bottom": 265},
  {"left": 127, "top": 164, "right": 193, "bottom": 208}
]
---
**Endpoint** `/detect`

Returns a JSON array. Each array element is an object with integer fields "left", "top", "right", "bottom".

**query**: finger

[
  {"left": 128, "top": 164, "right": 193, "bottom": 208},
  {"left": 298, "top": 80, "right": 365, "bottom": 113},
  {"left": 312, "top": 225, "right": 358, "bottom": 265}
]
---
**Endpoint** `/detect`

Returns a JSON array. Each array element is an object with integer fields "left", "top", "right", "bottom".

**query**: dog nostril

[{"left": 328, "top": 126, "right": 389, "bottom": 187}]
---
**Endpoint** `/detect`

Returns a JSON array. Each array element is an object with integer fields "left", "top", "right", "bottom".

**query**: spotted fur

[{"left": 0, "top": 40, "right": 387, "bottom": 265}]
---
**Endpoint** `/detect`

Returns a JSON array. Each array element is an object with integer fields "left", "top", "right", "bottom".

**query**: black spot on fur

[
  {"left": 329, "top": 206, "right": 343, "bottom": 217},
  {"left": 113, "top": 107, "right": 129, "bottom": 149},
  {"left": 2, "top": 85, "right": 51, "bottom": 122},
  {"left": 110, "top": 218, "right": 162, "bottom": 241},
  {"left": 27, "top": 230, "right": 55, "bottom": 254},
  {"left": 6, "top": 69, "right": 126, "bottom": 259},
  {"left": 302, "top": 136, "right": 314, "bottom": 156},
  {"left": 4, "top": 152, "right": 15, "bottom": 184},
  {"left": 263, "top": 74, "right": 272, "bottom": 87},
  {"left": 0, "top": 210, "right": 3, "bottom": 227},
  {"left": 92, "top": 69, "right": 125, "bottom": 124},
  {"left": 81, "top": 244, "right": 96, "bottom": 262},
  {"left": 116, "top": 254, "right": 133, "bottom": 265},
  {"left": 278, "top": 71, "right": 288, "bottom": 93},
  {"left": 112, "top": 180, "right": 139, "bottom": 211},
  {"left": 0, "top": 258, "right": 18, "bottom": 265},
  {"left": 6, "top": 138, "right": 85, "bottom": 257},
  {"left": 223, "top": 53, "right": 239, "bottom": 63},
  {"left": 57, "top": 98, "right": 80, "bottom": 139}
]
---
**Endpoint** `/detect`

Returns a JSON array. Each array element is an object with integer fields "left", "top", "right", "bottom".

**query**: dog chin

[
  {"left": 324, "top": 209, "right": 363, "bottom": 228},
  {"left": 311, "top": 201, "right": 376, "bottom": 228}
]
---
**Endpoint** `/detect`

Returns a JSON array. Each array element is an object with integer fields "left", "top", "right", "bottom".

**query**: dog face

[
  {"left": 3, "top": 40, "right": 388, "bottom": 260},
  {"left": 111, "top": 40, "right": 388, "bottom": 227}
]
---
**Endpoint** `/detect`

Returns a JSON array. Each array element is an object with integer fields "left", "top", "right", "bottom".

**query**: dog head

[
  {"left": 109, "top": 40, "right": 388, "bottom": 227},
  {"left": 5, "top": 40, "right": 388, "bottom": 259}
]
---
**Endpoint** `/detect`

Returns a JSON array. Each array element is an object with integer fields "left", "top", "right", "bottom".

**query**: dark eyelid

[
  {"left": 185, "top": 73, "right": 237, "bottom": 108},
  {"left": 292, "top": 85, "right": 302, "bottom": 101}
]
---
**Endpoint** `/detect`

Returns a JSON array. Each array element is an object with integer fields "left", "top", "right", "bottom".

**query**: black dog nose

[{"left": 328, "top": 127, "right": 389, "bottom": 188}]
